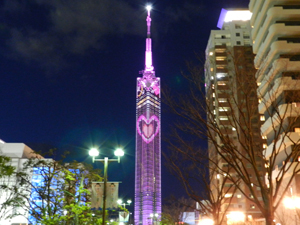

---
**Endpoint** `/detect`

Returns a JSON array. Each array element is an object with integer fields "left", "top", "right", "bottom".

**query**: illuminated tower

[{"left": 134, "top": 6, "right": 161, "bottom": 225}]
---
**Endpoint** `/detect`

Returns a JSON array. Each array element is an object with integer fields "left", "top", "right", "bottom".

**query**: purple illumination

[
  {"left": 217, "top": 8, "right": 227, "bottom": 29},
  {"left": 135, "top": 6, "right": 161, "bottom": 225},
  {"left": 145, "top": 7, "right": 154, "bottom": 72},
  {"left": 137, "top": 115, "right": 160, "bottom": 143}
]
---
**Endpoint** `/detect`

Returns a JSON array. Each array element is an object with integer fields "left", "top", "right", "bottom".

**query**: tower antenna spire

[{"left": 145, "top": 5, "right": 154, "bottom": 72}]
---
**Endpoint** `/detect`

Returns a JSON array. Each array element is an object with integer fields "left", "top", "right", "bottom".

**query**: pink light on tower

[
  {"left": 135, "top": 4, "right": 162, "bottom": 225},
  {"left": 145, "top": 5, "right": 154, "bottom": 72}
]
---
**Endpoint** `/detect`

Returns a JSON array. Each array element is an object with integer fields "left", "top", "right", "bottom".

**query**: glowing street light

[
  {"left": 150, "top": 213, "right": 159, "bottom": 225},
  {"left": 283, "top": 196, "right": 300, "bottom": 209},
  {"left": 226, "top": 211, "right": 245, "bottom": 224},
  {"left": 199, "top": 219, "right": 214, "bottom": 225},
  {"left": 89, "top": 147, "right": 124, "bottom": 225}
]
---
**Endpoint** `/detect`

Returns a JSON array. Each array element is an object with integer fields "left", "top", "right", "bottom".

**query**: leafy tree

[
  {"left": 2, "top": 150, "right": 103, "bottom": 224},
  {"left": 0, "top": 155, "right": 27, "bottom": 222}
]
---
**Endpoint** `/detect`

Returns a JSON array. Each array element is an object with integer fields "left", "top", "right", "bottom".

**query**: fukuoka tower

[{"left": 134, "top": 5, "right": 161, "bottom": 225}]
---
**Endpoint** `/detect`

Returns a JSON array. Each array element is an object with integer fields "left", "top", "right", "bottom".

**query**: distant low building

[{"left": 0, "top": 141, "right": 42, "bottom": 225}]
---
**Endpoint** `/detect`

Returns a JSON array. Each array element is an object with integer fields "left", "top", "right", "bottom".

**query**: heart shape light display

[{"left": 137, "top": 115, "right": 160, "bottom": 143}]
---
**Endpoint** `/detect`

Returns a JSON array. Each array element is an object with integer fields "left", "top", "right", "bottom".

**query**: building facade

[
  {"left": 134, "top": 7, "right": 162, "bottom": 225},
  {"left": 0, "top": 141, "right": 39, "bottom": 225},
  {"left": 205, "top": 9, "right": 265, "bottom": 222},
  {"left": 249, "top": 1, "right": 300, "bottom": 224}
]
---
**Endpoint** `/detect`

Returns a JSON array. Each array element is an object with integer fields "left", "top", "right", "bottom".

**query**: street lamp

[
  {"left": 226, "top": 211, "right": 245, "bottom": 225},
  {"left": 117, "top": 199, "right": 132, "bottom": 223},
  {"left": 89, "top": 147, "right": 124, "bottom": 225},
  {"left": 150, "top": 213, "right": 159, "bottom": 225}
]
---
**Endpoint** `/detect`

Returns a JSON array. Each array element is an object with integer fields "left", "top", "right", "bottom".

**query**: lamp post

[
  {"left": 150, "top": 213, "right": 159, "bottom": 225},
  {"left": 89, "top": 147, "right": 124, "bottom": 225},
  {"left": 117, "top": 199, "right": 132, "bottom": 223}
]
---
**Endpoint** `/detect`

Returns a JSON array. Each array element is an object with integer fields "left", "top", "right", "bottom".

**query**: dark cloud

[{"left": 1, "top": 0, "right": 203, "bottom": 70}]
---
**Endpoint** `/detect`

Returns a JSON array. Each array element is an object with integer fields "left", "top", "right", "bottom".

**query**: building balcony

[
  {"left": 261, "top": 103, "right": 300, "bottom": 136},
  {"left": 253, "top": 6, "right": 300, "bottom": 54},
  {"left": 257, "top": 58, "right": 300, "bottom": 94},
  {"left": 264, "top": 132, "right": 300, "bottom": 159},
  {"left": 258, "top": 77, "right": 300, "bottom": 114},
  {"left": 254, "top": 40, "right": 300, "bottom": 72},
  {"left": 271, "top": 162, "right": 300, "bottom": 180}
]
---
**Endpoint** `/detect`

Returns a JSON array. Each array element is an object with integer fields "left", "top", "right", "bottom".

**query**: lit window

[
  {"left": 262, "top": 136, "right": 267, "bottom": 139},
  {"left": 260, "top": 115, "right": 265, "bottom": 121},
  {"left": 216, "top": 56, "right": 226, "bottom": 61},
  {"left": 225, "top": 193, "right": 233, "bottom": 198},
  {"left": 232, "top": 127, "right": 236, "bottom": 131},
  {"left": 213, "top": 93, "right": 215, "bottom": 97},
  {"left": 250, "top": 204, "right": 255, "bottom": 209},
  {"left": 220, "top": 117, "right": 228, "bottom": 120},
  {"left": 237, "top": 194, "right": 242, "bottom": 198},
  {"left": 217, "top": 81, "right": 227, "bottom": 86},
  {"left": 263, "top": 144, "right": 267, "bottom": 149},
  {"left": 217, "top": 174, "right": 220, "bottom": 179},
  {"left": 219, "top": 98, "right": 227, "bottom": 103},
  {"left": 294, "top": 128, "right": 300, "bottom": 133},
  {"left": 257, "top": 82, "right": 261, "bottom": 86},
  {"left": 216, "top": 73, "right": 227, "bottom": 79},
  {"left": 258, "top": 99, "right": 262, "bottom": 103},
  {"left": 210, "top": 68, "right": 214, "bottom": 72},
  {"left": 211, "top": 76, "right": 214, "bottom": 80},
  {"left": 209, "top": 52, "right": 214, "bottom": 56},
  {"left": 219, "top": 107, "right": 229, "bottom": 112}
]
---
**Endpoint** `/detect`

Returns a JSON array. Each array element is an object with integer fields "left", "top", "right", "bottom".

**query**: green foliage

[
  {"left": 0, "top": 155, "right": 15, "bottom": 177},
  {"left": 1, "top": 149, "right": 103, "bottom": 225}
]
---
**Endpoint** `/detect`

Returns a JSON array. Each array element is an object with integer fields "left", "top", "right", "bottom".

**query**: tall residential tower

[
  {"left": 205, "top": 9, "right": 264, "bottom": 221},
  {"left": 134, "top": 6, "right": 161, "bottom": 225}
]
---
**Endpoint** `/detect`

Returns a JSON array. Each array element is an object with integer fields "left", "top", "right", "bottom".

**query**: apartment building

[
  {"left": 205, "top": 9, "right": 265, "bottom": 223},
  {"left": 249, "top": 1, "right": 300, "bottom": 224}
]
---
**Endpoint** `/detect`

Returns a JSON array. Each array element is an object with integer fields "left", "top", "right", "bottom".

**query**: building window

[
  {"left": 217, "top": 81, "right": 227, "bottom": 86},
  {"left": 294, "top": 128, "right": 300, "bottom": 133},
  {"left": 235, "top": 25, "right": 241, "bottom": 29},
  {"left": 260, "top": 115, "right": 265, "bottom": 121},
  {"left": 250, "top": 204, "right": 255, "bottom": 209},
  {"left": 236, "top": 33, "right": 240, "bottom": 37},
  {"left": 237, "top": 41, "right": 241, "bottom": 45},
  {"left": 220, "top": 117, "right": 228, "bottom": 120},
  {"left": 237, "top": 194, "right": 242, "bottom": 198},
  {"left": 225, "top": 193, "right": 233, "bottom": 198},
  {"left": 218, "top": 98, "right": 227, "bottom": 102}
]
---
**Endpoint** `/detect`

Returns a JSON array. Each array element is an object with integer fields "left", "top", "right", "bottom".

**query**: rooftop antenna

[{"left": 145, "top": 5, "right": 154, "bottom": 72}]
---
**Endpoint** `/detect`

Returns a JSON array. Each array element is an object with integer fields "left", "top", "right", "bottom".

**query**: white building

[
  {"left": 0, "top": 141, "right": 42, "bottom": 225},
  {"left": 249, "top": 1, "right": 300, "bottom": 225},
  {"left": 205, "top": 9, "right": 264, "bottom": 221}
]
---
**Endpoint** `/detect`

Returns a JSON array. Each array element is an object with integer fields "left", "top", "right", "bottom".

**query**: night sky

[{"left": 0, "top": 0, "right": 250, "bottom": 210}]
